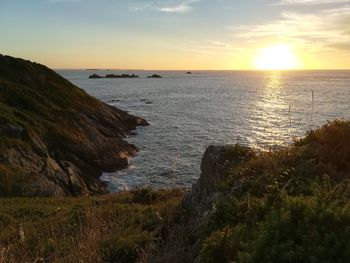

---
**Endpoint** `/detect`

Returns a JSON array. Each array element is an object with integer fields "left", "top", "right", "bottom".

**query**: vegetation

[
  {"left": 0, "top": 188, "right": 184, "bottom": 263},
  {"left": 0, "top": 55, "right": 100, "bottom": 142},
  {"left": 197, "top": 120, "right": 350, "bottom": 263},
  {"left": 1, "top": 121, "right": 349, "bottom": 262}
]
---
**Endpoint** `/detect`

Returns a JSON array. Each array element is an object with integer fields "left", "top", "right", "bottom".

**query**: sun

[{"left": 254, "top": 44, "right": 299, "bottom": 70}]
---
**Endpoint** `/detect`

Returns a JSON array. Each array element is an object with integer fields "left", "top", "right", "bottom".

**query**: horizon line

[{"left": 54, "top": 68, "right": 350, "bottom": 71}]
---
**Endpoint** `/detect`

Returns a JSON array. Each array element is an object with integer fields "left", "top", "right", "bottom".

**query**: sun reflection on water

[{"left": 248, "top": 71, "right": 293, "bottom": 150}]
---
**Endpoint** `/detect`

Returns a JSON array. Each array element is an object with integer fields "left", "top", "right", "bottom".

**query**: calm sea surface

[{"left": 58, "top": 70, "right": 350, "bottom": 192}]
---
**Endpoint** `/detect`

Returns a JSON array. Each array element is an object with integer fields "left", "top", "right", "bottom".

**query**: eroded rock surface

[{"left": 0, "top": 54, "right": 148, "bottom": 197}]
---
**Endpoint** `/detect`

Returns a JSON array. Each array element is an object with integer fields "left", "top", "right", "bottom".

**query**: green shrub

[{"left": 197, "top": 121, "right": 350, "bottom": 263}]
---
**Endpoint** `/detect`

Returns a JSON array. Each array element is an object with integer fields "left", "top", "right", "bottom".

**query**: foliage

[
  {"left": 197, "top": 120, "right": 350, "bottom": 263},
  {"left": 0, "top": 189, "right": 184, "bottom": 263},
  {"left": 0, "top": 54, "right": 100, "bottom": 145}
]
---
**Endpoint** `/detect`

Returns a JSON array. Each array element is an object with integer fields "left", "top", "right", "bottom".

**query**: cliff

[{"left": 0, "top": 54, "right": 148, "bottom": 197}]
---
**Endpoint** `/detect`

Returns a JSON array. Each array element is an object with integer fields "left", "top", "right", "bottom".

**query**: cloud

[
  {"left": 229, "top": 5, "right": 350, "bottom": 52},
  {"left": 129, "top": 0, "right": 199, "bottom": 14},
  {"left": 274, "top": 0, "right": 350, "bottom": 6},
  {"left": 179, "top": 40, "right": 243, "bottom": 55}
]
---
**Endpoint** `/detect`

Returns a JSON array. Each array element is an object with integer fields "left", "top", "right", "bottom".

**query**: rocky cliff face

[
  {"left": 0, "top": 54, "right": 148, "bottom": 197},
  {"left": 184, "top": 144, "right": 254, "bottom": 215}
]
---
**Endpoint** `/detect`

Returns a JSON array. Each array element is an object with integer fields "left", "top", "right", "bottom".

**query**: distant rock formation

[
  {"left": 0, "top": 54, "right": 148, "bottom": 197},
  {"left": 89, "top": 74, "right": 139, "bottom": 79},
  {"left": 147, "top": 74, "right": 162, "bottom": 78},
  {"left": 105, "top": 74, "right": 139, "bottom": 78},
  {"left": 89, "top": 74, "right": 103, "bottom": 79}
]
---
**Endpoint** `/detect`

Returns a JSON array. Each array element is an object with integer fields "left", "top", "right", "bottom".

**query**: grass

[
  {"left": 195, "top": 120, "right": 350, "bottom": 263},
  {"left": 0, "top": 188, "right": 185, "bottom": 263},
  {"left": 0, "top": 55, "right": 100, "bottom": 145}
]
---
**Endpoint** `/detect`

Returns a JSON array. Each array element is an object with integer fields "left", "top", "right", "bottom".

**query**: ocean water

[{"left": 58, "top": 70, "right": 350, "bottom": 192}]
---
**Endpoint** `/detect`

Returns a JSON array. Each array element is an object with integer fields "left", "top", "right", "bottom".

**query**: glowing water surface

[{"left": 58, "top": 70, "right": 350, "bottom": 191}]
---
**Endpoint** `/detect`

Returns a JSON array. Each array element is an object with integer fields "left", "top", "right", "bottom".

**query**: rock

[
  {"left": 105, "top": 74, "right": 119, "bottom": 78},
  {"left": 105, "top": 74, "right": 139, "bottom": 78},
  {"left": 186, "top": 71, "right": 193, "bottom": 74},
  {"left": 147, "top": 74, "right": 162, "bottom": 78},
  {"left": 184, "top": 145, "right": 253, "bottom": 215},
  {"left": 0, "top": 122, "right": 24, "bottom": 137},
  {"left": 0, "top": 54, "right": 149, "bottom": 197},
  {"left": 108, "top": 99, "right": 121, "bottom": 103},
  {"left": 89, "top": 74, "right": 139, "bottom": 79},
  {"left": 89, "top": 74, "right": 103, "bottom": 79}
]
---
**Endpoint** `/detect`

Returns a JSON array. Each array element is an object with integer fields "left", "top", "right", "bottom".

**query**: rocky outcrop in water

[
  {"left": 89, "top": 74, "right": 139, "bottom": 79},
  {"left": 89, "top": 74, "right": 103, "bottom": 79},
  {"left": 147, "top": 74, "right": 162, "bottom": 78},
  {"left": 0, "top": 54, "right": 148, "bottom": 197}
]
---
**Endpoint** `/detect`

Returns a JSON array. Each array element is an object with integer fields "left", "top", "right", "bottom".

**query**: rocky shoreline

[{"left": 0, "top": 55, "right": 148, "bottom": 197}]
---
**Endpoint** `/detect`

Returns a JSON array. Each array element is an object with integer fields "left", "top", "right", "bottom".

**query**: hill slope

[
  {"left": 0, "top": 121, "right": 349, "bottom": 262},
  {"left": 0, "top": 54, "right": 148, "bottom": 197}
]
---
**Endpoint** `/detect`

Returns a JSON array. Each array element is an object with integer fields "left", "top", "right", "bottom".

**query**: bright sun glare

[{"left": 254, "top": 44, "right": 299, "bottom": 70}]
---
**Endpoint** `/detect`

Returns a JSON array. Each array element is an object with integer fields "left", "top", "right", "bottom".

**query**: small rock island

[
  {"left": 89, "top": 73, "right": 139, "bottom": 79},
  {"left": 147, "top": 74, "right": 162, "bottom": 78}
]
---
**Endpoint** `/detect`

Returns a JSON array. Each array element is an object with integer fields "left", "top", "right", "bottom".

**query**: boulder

[{"left": 184, "top": 145, "right": 253, "bottom": 215}]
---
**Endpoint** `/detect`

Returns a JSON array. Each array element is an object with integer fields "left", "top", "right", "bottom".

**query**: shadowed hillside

[{"left": 0, "top": 55, "right": 148, "bottom": 197}]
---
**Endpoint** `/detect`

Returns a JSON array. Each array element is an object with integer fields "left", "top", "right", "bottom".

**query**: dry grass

[{"left": 0, "top": 188, "right": 185, "bottom": 263}]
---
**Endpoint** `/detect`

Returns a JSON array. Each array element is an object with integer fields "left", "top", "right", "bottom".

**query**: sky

[{"left": 1, "top": 0, "right": 350, "bottom": 69}]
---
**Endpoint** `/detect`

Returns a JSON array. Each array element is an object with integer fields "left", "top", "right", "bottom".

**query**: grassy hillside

[
  {"left": 0, "top": 188, "right": 185, "bottom": 263},
  {"left": 0, "top": 55, "right": 147, "bottom": 197}
]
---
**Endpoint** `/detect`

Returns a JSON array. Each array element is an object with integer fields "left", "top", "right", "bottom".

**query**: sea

[{"left": 57, "top": 70, "right": 350, "bottom": 192}]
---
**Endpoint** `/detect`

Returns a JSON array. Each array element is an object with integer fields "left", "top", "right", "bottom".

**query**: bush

[{"left": 198, "top": 121, "right": 350, "bottom": 263}]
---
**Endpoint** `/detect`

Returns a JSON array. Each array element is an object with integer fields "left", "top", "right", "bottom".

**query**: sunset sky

[{"left": 1, "top": 0, "right": 350, "bottom": 69}]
